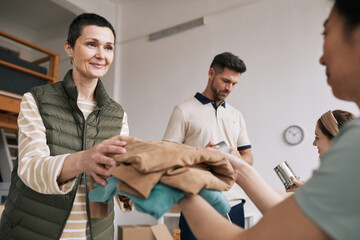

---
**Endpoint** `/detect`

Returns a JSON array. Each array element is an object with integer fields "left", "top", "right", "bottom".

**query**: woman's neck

[{"left": 72, "top": 71, "right": 98, "bottom": 101}]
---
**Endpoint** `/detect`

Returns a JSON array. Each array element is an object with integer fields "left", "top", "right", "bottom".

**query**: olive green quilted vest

[{"left": 0, "top": 70, "right": 123, "bottom": 240}]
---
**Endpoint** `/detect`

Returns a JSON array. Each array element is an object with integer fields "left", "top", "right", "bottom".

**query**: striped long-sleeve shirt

[{"left": 17, "top": 92, "right": 129, "bottom": 240}]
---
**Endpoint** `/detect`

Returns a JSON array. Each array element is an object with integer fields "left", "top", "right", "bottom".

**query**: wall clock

[{"left": 284, "top": 125, "right": 304, "bottom": 145}]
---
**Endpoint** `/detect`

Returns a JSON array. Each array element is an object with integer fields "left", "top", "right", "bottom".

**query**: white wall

[
  {"left": 116, "top": 0, "right": 358, "bottom": 225},
  {"left": 0, "top": 17, "right": 38, "bottom": 61},
  {"left": 56, "top": 0, "right": 120, "bottom": 95}
]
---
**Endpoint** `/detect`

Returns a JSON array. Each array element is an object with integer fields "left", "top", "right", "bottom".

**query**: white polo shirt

[{"left": 163, "top": 93, "right": 251, "bottom": 205}]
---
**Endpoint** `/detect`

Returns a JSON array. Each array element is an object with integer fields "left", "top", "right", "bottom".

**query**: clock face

[{"left": 284, "top": 125, "right": 304, "bottom": 145}]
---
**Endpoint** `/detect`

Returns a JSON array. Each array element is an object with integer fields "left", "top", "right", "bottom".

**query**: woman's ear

[{"left": 64, "top": 41, "right": 73, "bottom": 57}]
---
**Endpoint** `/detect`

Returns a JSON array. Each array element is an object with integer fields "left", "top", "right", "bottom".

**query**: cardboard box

[
  {"left": 173, "top": 227, "right": 181, "bottom": 240},
  {"left": 169, "top": 204, "right": 181, "bottom": 213},
  {"left": 118, "top": 224, "right": 172, "bottom": 240},
  {"left": 151, "top": 224, "right": 173, "bottom": 240}
]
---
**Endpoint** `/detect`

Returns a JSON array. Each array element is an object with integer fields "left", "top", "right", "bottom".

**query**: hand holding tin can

[
  {"left": 274, "top": 161, "right": 300, "bottom": 189},
  {"left": 215, "top": 141, "right": 230, "bottom": 153}
]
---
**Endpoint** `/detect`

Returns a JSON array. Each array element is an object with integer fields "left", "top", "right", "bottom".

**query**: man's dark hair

[
  {"left": 210, "top": 52, "right": 246, "bottom": 74},
  {"left": 66, "top": 13, "right": 116, "bottom": 48},
  {"left": 334, "top": 0, "right": 360, "bottom": 35}
]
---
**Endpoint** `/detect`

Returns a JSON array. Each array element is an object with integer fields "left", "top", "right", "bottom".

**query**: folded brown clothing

[{"left": 108, "top": 136, "right": 235, "bottom": 199}]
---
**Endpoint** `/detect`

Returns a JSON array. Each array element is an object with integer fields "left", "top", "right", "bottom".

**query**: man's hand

[
  {"left": 205, "top": 141, "right": 219, "bottom": 149},
  {"left": 229, "top": 146, "right": 241, "bottom": 158}
]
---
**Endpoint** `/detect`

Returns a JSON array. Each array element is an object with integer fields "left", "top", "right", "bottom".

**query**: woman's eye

[
  {"left": 105, "top": 45, "right": 113, "bottom": 51},
  {"left": 88, "top": 42, "right": 96, "bottom": 47}
]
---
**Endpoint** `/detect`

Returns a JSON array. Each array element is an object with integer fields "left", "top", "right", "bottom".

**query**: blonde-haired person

[{"left": 288, "top": 109, "right": 355, "bottom": 192}]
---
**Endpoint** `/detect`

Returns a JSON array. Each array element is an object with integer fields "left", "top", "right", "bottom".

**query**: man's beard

[{"left": 211, "top": 81, "right": 228, "bottom": 102}]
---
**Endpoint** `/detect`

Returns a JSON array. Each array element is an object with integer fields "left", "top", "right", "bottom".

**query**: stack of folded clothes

[{"left": 90, "top": 136, "right": 235, "bottom": 219}]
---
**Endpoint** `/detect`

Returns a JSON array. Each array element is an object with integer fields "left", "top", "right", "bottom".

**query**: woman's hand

[
  {"left": 205, "top": 146, "right": 284, "bottom": 214},
  {"left": 286, "top": 177, "right": 304, "bottom": 192},
  {"left": 59, "top": 139, "right": 127, "bottom": 186},
  {"left": 79, "top": 139, "right": 127, "bottom": 185},
  {"left": 205, "top": 147, "right": 249, "bottom": 180},
  {"left": 206, "top": 141, "right": 242, "bottom": 159}
]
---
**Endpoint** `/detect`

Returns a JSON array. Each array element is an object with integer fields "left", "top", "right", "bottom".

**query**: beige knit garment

[{"left": 108, "top": 136, "right": 235, "bottom": 199}]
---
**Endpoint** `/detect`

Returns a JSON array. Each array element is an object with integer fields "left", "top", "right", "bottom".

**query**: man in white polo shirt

[{"left": 163, "top": 52, "right": 253, "bottom": 240}]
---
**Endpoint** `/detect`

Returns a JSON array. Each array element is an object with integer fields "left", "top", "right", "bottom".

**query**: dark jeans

[{"left": 179, "top": 201, "right": 245, "bottom": 240}]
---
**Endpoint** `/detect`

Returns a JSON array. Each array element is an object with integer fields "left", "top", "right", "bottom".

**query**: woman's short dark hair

[
  {"left": 334, "top": 0, "right": 360, "bottom": 35},
  {"left": 318, "top": 109, "right": 355, "bottom": 139},
  {"left": 210, "top": 52, "right": 246, "bottom": 74},
  {"left": 67, "top": 13, "right": 116, "bottom": 48}
]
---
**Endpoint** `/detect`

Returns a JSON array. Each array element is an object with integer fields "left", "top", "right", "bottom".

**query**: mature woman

[
  {"left": 0, "top": 13, "right": 129, "bottom": 240},
  {"left": 289, "top": 109, "right": 354, "bottom": 191},
  {"left": 178, "top": 1, "right": 360, "bottom": 239}
]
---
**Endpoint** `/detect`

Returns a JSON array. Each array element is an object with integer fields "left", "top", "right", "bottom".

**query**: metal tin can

[
  {"left": 274, "top": 161, "right": 299, "bottom": 189},
  {"left": 215, "top": 141, "right": 230, "bottom": 153}
]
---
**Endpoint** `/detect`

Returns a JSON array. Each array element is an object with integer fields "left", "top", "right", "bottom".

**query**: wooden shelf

[{"left": 0, "top": 30, "right": 60, "bottom": 130}]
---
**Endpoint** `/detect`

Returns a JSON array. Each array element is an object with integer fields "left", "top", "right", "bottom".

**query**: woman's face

[
  {"left": 313, "top": 123, "right": 332, "bottom": 157},
  {"left": 65, "top": 25, "right": 114, "bottom": 81},
  {"left": 319, "top": 7, "right": 360, "bottom": 105}
]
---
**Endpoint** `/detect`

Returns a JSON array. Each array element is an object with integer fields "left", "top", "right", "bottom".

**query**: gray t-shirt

[{"left": 295, "top": 118, "right": 360, "bottom": 240}]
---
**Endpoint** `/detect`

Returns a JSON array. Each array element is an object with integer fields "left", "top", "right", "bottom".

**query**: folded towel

[
  {"left": 90, "top": 176, "right": 230, "bottom": 219},
  {"left": 121, "top": 183, "right": 185, "bottom": 219},
  {"left": 198, "top": 188, "right": 231, "bottom": 216},
  {"left": 89, "top": 176, "right": 121, "bottom": 203}
]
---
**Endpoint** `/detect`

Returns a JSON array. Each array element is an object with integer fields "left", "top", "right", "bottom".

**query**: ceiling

[
  {"left": 109, "top": 0, "right": 149, "bottom": 4},
  {"left": 0, "top": 0, "right": 148, "bottom": 33},
  {"left": 0, "top": 0, "right": 76, "bottom": 32}
]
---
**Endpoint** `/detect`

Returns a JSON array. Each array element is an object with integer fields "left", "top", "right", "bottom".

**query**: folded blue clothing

[
  {"left": 89, "top": 176, "right": 230, "bottom": 219},
  {"left": 89, "top": 176, "right": 121, "bottom": 203},
  {"left": 121, "top": 183, "right": 185, "bottom": 219},
  {"left": 198, "top": 188, "right": 231, "bottom": 216}
]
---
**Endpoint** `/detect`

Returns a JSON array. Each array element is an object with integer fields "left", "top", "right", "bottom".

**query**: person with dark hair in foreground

[{"left": 177, "top": 1, "right": 360, "bottom": 239}]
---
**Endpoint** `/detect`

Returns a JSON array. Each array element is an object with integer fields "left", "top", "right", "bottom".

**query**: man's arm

[
  {"left": 178, "top": 195, "right": 329, "bottom": 240},
  {"left": 238, "top": 148, "right": 253, "bottom": 165},
  {"left": 236, "top": 112, "right": 253, "bottom": 165}
]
